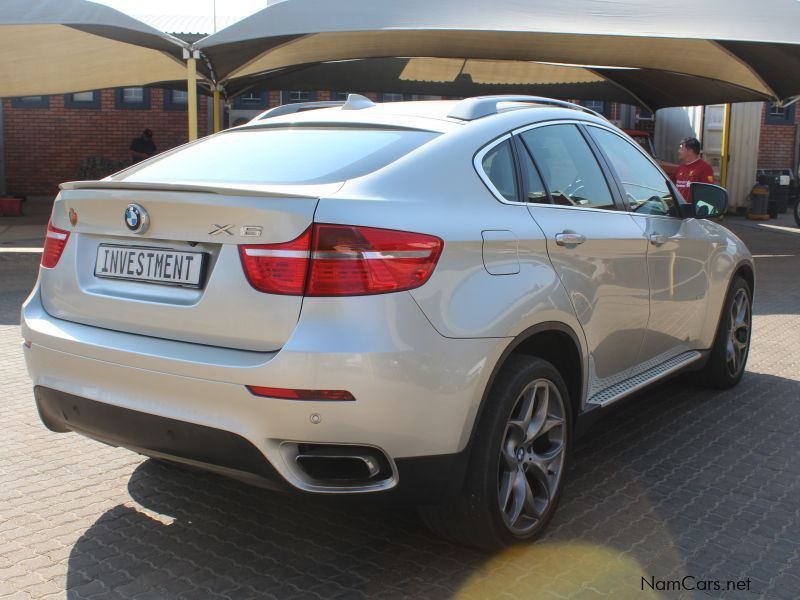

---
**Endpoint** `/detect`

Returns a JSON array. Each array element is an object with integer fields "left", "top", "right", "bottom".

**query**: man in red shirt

[{"left": 672, "top": 137, "right": 715, "bottom": 203}]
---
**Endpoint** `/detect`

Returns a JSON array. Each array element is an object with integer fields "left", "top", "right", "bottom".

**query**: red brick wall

[
  {"left": 757, "top": 104, "right": 799, "bottom": 169},
  {"left": 9, "top": 93, "right": 793, "bottom": 196},
  {"left": 3, "top": 88, "right": 209, "bottom": 197}
]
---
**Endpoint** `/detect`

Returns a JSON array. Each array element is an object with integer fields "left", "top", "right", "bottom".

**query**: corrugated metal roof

[{"left": 133, "top": 14, "right": 244, "bottom": 35}]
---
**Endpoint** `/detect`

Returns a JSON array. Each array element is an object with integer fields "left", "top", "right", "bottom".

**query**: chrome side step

[{"left": 587, "top": 350, "right": 702, "bottom": 407}]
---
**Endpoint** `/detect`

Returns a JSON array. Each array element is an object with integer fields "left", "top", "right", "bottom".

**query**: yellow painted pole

[
  {"left": 213, "top": 87, "right": 221, "bottom": 133},
  {"left": 187, "top": 52, "right": 198, "bottom": 141},
  {"left": 719, "top": 103, "right": 731, "bottom": 187},
  {"left": 669, "top": 252, "right": 676, "bottom": 298}
]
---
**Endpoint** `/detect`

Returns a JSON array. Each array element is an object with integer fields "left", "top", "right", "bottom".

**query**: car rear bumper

[
  {"left": 22, "top": 283, "right": 504, "bottom": 500},
  {"left": 35, "top": 385, "right": 290, "bottom": 490},
  {"left": 34, "top": 386, "right": 469, "bottom": 503}
]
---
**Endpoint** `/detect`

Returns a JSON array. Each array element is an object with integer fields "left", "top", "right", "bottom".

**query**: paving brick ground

[{"left": 1, "top": 215, "right": 798, "bottom": 599}]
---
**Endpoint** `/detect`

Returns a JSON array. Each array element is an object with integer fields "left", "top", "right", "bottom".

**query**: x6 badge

[
  {"left": 209, "top": 224, "right": 262, "bottom": 237},
  {"left": 209, "top": 224, "right": 234, "bottom": 236}
]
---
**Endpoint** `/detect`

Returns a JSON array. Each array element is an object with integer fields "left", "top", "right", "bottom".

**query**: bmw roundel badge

[{"left": 124, "top": 204, "right": 149, "bottom": 234}]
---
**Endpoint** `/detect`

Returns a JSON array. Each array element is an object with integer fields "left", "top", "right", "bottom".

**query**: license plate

[{"left": 94, "top": 244, "right": 206, "bottom": 288}]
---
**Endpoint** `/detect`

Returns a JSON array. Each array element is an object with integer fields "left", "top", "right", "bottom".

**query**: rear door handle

[
  {"left": 555, "top": 232, "right": 586, "bottom": 246},
  {"left": 649, "top": 234, "right": 667, "bottom": 246}
]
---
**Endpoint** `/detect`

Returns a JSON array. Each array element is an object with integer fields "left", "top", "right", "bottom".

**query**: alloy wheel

[
  {"left": 498, "top": 379, "right": 566, "bottom": 535},
  {"left": 726, "top": 288, "right": 751, "bottom": 376}
]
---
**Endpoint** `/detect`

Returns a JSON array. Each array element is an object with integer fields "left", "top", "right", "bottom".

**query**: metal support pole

[
  {"left": 0, "top": 100, "right": 6, "bottom": 196},
  {"left": 184, "top": 48, "right": 199, "bottom": 141},
  {"left": 213, "top": 87, "right": 221, "bottom": 133},
  {"left": 720, "top": 103, "right": 731, "bottom": 187}
]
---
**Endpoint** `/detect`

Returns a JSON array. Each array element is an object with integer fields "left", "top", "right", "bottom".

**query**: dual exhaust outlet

[{"left": 288, "top": 443, "right": 394, "bottom": 489}]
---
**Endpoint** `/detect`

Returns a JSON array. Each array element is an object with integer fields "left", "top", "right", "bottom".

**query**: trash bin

[
  {"left": 757, "top": 169, "right": 791, "bottom": 216},
  {"left": 0, "top": 197, "right": 24, "bottom": 217},
  {"left": 748, "top": 184, "right": 770, "bottom": 220}
]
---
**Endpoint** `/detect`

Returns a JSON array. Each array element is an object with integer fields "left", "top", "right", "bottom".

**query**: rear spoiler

[{"left": 60, "top": 179, "right": 343, "bottom": 199}]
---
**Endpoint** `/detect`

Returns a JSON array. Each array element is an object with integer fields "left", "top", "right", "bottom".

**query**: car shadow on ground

[{"left": 64, "top": 371, "right": 800, "bottom": 599}]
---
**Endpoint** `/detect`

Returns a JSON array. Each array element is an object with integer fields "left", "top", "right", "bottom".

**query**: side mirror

[{"left": 691, "top": 183, "right": 728, "bottom": 219}]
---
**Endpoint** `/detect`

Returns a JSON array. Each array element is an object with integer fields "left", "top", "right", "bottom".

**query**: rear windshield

[{"left": 121, "top": 126, "right": 439, "bottom": 185}]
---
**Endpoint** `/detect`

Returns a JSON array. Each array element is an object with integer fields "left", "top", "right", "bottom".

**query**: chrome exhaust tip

[{"left": 282, "top": 443, "right": 396, "bottom": 491}]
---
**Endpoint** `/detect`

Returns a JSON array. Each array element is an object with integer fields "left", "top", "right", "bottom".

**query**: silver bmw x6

[{"left": 22, "top": 95, "right": 754, "bottom": 549}]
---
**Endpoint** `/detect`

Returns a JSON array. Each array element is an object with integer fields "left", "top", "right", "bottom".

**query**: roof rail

[
  {"left": 447, "top": 95, "right": 606, "bottom": 122},
  {"left": 255, "top": 100, "right": 346, "bottom": 120},
  {"left": 254, "top": 94, "right": 377, "bottom": 121}
]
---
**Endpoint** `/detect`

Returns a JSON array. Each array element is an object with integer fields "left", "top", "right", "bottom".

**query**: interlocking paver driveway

[{"left": 1, "top": 215, "right": 798, "bottom": 599}]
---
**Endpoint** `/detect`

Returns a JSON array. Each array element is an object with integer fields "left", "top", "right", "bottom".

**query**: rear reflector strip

[
  {"left": 247, "top": 386, "right": 355, "bottom": 401},
  {"left": 311, "top": 250, "right": 433, "bottom": 260},
  {"left": 242, "top": 249, "right": 310, "bottom": 259}
]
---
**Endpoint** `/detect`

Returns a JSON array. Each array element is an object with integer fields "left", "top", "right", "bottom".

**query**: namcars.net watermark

[{"left": 642, "top": 575, "right": 752, "bottom": 593}]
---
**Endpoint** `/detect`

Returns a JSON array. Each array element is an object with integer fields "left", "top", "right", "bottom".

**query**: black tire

[
  {"left": 696, "top": 276, "right": 752, "bottom": 389},
  {"left": 794, "top": 199, "right": 800, "bottom": 228},
  {"left": 419, "top": 355, "right": 572, "bottom": 550}
]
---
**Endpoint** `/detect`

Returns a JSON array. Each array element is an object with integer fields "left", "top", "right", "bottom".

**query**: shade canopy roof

[
  {"left": 225, "top": 57, "right": 776, "bottom": 111},
  {"left": 197, "top": 0, "right": 800, "bottom": 105},
  {"left": 1, "top": 0, "right": 193, "bottom": 97}
]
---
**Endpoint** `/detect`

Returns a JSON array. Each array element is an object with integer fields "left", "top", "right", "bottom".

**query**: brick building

[
  {"left": 1, "top": 86, "right": 795, "bottom": 200},
  {"left": 0, "top": 88, "right": 646, "bottom": 200},
  {"left": 757, "top": 102, "right": 799, "bottom": 169},
  {"left": 1, "top": 87, "right": 209, "bottom": 198}
]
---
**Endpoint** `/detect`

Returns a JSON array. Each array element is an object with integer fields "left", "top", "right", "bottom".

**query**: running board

[{"left": 587, "top": 351, "right": 702, "bottom": 407}]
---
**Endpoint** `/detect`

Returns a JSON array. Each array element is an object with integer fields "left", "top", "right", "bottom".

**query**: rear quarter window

[{"left": 121, "top": 127, "right": 440, "bottom": 185}]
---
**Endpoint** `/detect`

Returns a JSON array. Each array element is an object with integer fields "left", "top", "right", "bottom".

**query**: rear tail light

[
  {"left": 239, "top": 227, "right": 311, "bottom": 295},
  {"left": 41, "top": 221, "right": 70, "bottom": 268},
  {"left": 239, "top": 224, "right": 442, "bottom": 296},
  {"left": 307, "top": 224, "right": 443, "bottom": 296}
]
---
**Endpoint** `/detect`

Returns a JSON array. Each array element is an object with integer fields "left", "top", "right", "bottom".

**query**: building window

[
  {"left": 64, "top": 91, "right": 101, "bottom": 109},
  {"left": 281, "top": 90, "right": 317, "bottom": 104},
  {"left": 581, "top": 100, "right": 610, "bottom": 116},
  {"left": 164, "top": 89, "right": 190, "bottom": 110},
  {"left": 765, "top": 102, "right": 796, "bottom": 125},
  {"left": 379, "top": 93, "right": 407, "bottom": 102},
  {"left": 10, "top": 96, "right": 50, "bottom": 108},
  {"left": 332, "top": 92, "right": 350, "bottom": 101},
  {"left": 232, "top": 91, "right": 269, "bottom": 109},
  {"left": 124, "top": 88, "right": 143, "bottom": 102},
  {"left": 115, "top": 87, "right": 151, "bottom": 110}
]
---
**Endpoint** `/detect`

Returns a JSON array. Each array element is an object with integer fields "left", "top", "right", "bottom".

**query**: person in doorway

[
  {"left": 129, "top": 128, "right": 156, "bottom": 163},
  {"left": 672, "top": 137, "right": 715, "bottom": 202}
]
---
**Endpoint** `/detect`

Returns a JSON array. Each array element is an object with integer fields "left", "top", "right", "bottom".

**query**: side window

[
  {"left": 481, "top": 139, "right": 519, "bottom": 203},
  {"left": 515, "top": 140, "right": 549, "bottom": 204},
  {"left": 588, "top": 126, "right": 677, "bottom": 217},
  {"left": 520, "top": 125, "right": 614, "bottom": 210}
]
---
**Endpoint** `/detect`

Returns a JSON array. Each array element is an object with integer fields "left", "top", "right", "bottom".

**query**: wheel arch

[
  {"left": 468, "top": 321, "right": 585, "bottom": 447},
  {"left": 734, "top": 260, "right": 756, "bottom": 296},
  {"left": 698, "top": 257, "right": 755, "bottom": 354}
]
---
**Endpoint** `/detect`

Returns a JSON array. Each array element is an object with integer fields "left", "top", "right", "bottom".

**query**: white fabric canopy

[
  {"left": 1, "top": 0, "right": 194, "bottom": 97},
  {"left": 223, "top": 57, "right": 776, "bottom": 110},
  {"left": 197, "top": 0, "right": 800, "bottom": 105}
]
